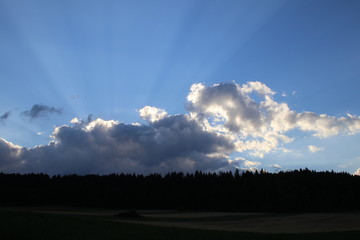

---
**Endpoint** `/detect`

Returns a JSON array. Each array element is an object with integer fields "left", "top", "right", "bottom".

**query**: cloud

[
  {"left": 308, "top": 145, "right": 324, "bottom": 153},
  {"left": 1, "top": 81, "right": 360, "bottom": 174},
  {"left": 0, "top": 138, "right": 23, "bottom": 172},
  {"left": 271, "top": 164, "right": 282, "bottom": 169},
  {"left": 354, "top": 168, "right": 360, "bottom": 176},
  {"left": 224, "top": 157, "right": 261, "bottom": 172},
  {"left": 0, "top": 111, "right": 11, "bottom": 124},
  {"left": 0, "top": 114, "right": 233, "bottom": 175},
  {"left": 243, "top": 160, "right": 261, "bottom": 168},
  {"left": 139, "top": 106, "right": 168, "bottom": 123},
  {"left": 22, "top": 104, "right": 62, "bottom": 119},
  {"left": 270, "top": 164, "right": 282, "bottom": 172},
  {"left": 186, "top": 82, "right": 360, "bottom": 157}
]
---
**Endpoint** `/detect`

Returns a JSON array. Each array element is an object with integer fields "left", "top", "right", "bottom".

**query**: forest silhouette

[{"left": 1, "top": 169, "right": 359, "bottom": 212}]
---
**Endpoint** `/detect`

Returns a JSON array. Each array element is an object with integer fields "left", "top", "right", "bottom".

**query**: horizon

[{"left": 0, "top": 167, "right": 356, "bottom": 177}]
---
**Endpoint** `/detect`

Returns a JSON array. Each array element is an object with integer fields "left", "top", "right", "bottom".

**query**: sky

[{"left": 1, "top": 0, "right": 360, "bottom": 175}]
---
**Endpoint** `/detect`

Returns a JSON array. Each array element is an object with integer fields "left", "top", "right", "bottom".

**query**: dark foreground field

[{"left": 1, "top": 208, "right": 360, "bottom": 240}]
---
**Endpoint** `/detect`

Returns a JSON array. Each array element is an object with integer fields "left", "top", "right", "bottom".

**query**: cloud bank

[
  {"left": 1, "top": 81, "right": 360, "bottom": 174},
  {"left": 0, "top": 115, "right": 232, "bottom": 175}
]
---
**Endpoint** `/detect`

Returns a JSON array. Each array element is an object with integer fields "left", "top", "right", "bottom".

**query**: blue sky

[{"left": 1, "top": 0, "right": 360, "bottom": 175}]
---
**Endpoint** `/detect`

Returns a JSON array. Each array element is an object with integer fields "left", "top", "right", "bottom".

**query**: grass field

[
  {"left": 1, "top": 208, "right": 360, "bottom": 240},
  {"left": 114, "top": 211, "right": 360, "bottom": 233}
]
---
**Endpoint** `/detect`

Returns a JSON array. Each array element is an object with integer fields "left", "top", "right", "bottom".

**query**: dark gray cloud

[
  {"left": 3, "top": 81, "right": 360, "bottom": 175},
  {"left": 0, "top": 138, "right": 23, "bottom": 172},
  {"left": 0, "top": 115, "right": 234, "bottom": 175},
  {"left": 22, "top": 104, "right": 62, "bottom": 119},
  {"left": 0, "top": 111, "right": 11, "bottom": 124}
]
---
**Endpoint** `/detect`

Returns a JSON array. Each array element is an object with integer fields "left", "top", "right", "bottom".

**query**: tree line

[{"left": 0, "top": 169, "right": 359, "bottom": 212}]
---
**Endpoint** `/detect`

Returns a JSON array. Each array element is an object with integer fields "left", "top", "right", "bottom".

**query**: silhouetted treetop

[{"left": 0, "top": 170, "right": 359, "bottom": 212}]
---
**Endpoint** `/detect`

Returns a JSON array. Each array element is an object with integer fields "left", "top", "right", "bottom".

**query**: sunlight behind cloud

[
  {"left": 139, "top": 106, "right": 169, "bottom": 123},
  {"left": 1, "top": 0, "right": 360, "bottom": 175},
  {"left": 1, "top": 81, "right": 360, "bottom": 174}
]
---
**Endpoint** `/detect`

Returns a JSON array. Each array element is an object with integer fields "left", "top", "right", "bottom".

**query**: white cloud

[
  {"left": 354, "top": 168, "right": 360, "bottom": 176},
  {"left": 226, "top": 157, "right": 261, "bottom": 171},
  {"left": 271, "top": 164, "right": 282, "bottom": 169},
  {"left": 139, "top": 106, "right": 168, "bottom": 123},
  {"left": 243, "top": 160, "right": 261, "bottom": 168},
  {"left": 70, "top": 117, "right": 81, "bottom": 124},
  {"left": 1, "top": 81, "right": 360, "bottom": 174},
  {"left": 308, "top": 145, "right": 324, "bottom": 153},
  {"left": 186, "top": 82, "right": 360, "bottom": 158}
]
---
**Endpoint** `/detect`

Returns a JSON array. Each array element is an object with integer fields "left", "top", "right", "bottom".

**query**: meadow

[
  {"left": 1, "top": 171, "right": 360, "bottom": 239},
  {"left": 1, "top": 208, "right": 360, "bottom": 240}
]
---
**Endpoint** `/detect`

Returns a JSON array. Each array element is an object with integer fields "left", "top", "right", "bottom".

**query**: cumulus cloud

[
  {"left": 139, "top": 106, "right": 168, "bottom": 123},
  {"left": 308, "top": 145, "right": 324, "bottom": 153},
  {"left": 354, "top": 168, "right": 360, "bottom": 176},
  {"left": 22, "top": 104, "right": 62, "bottom": 119},
  {"left": 187, "top": 82, "right": 360, "bottom": 157},
  {"left": 0, "top": 111, "right": 11, "bottom": 124},
  {"left": 1, "top": 81, "right": 360, "bottom": 174},
  {"left": 0, "top": 115, "right": 233, "bottom": 175},
  {"left": 0, "top": 138, "right": 23, "bottom": 172}
]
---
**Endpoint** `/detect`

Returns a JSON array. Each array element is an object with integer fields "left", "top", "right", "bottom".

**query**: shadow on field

[
  {"left": 111, "top": 210, "right": 360, "bottom": 233},
  {"left": 1, "top": 208, "right": 360, "bottom": 240}
]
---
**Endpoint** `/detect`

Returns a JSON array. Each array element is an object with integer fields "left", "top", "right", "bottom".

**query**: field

[
  {"left": 114, "top": 211, "right": 360, "bottom": 233},
  {"left": 1, "top": 208, "right": 360, "bottom": 240}
]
